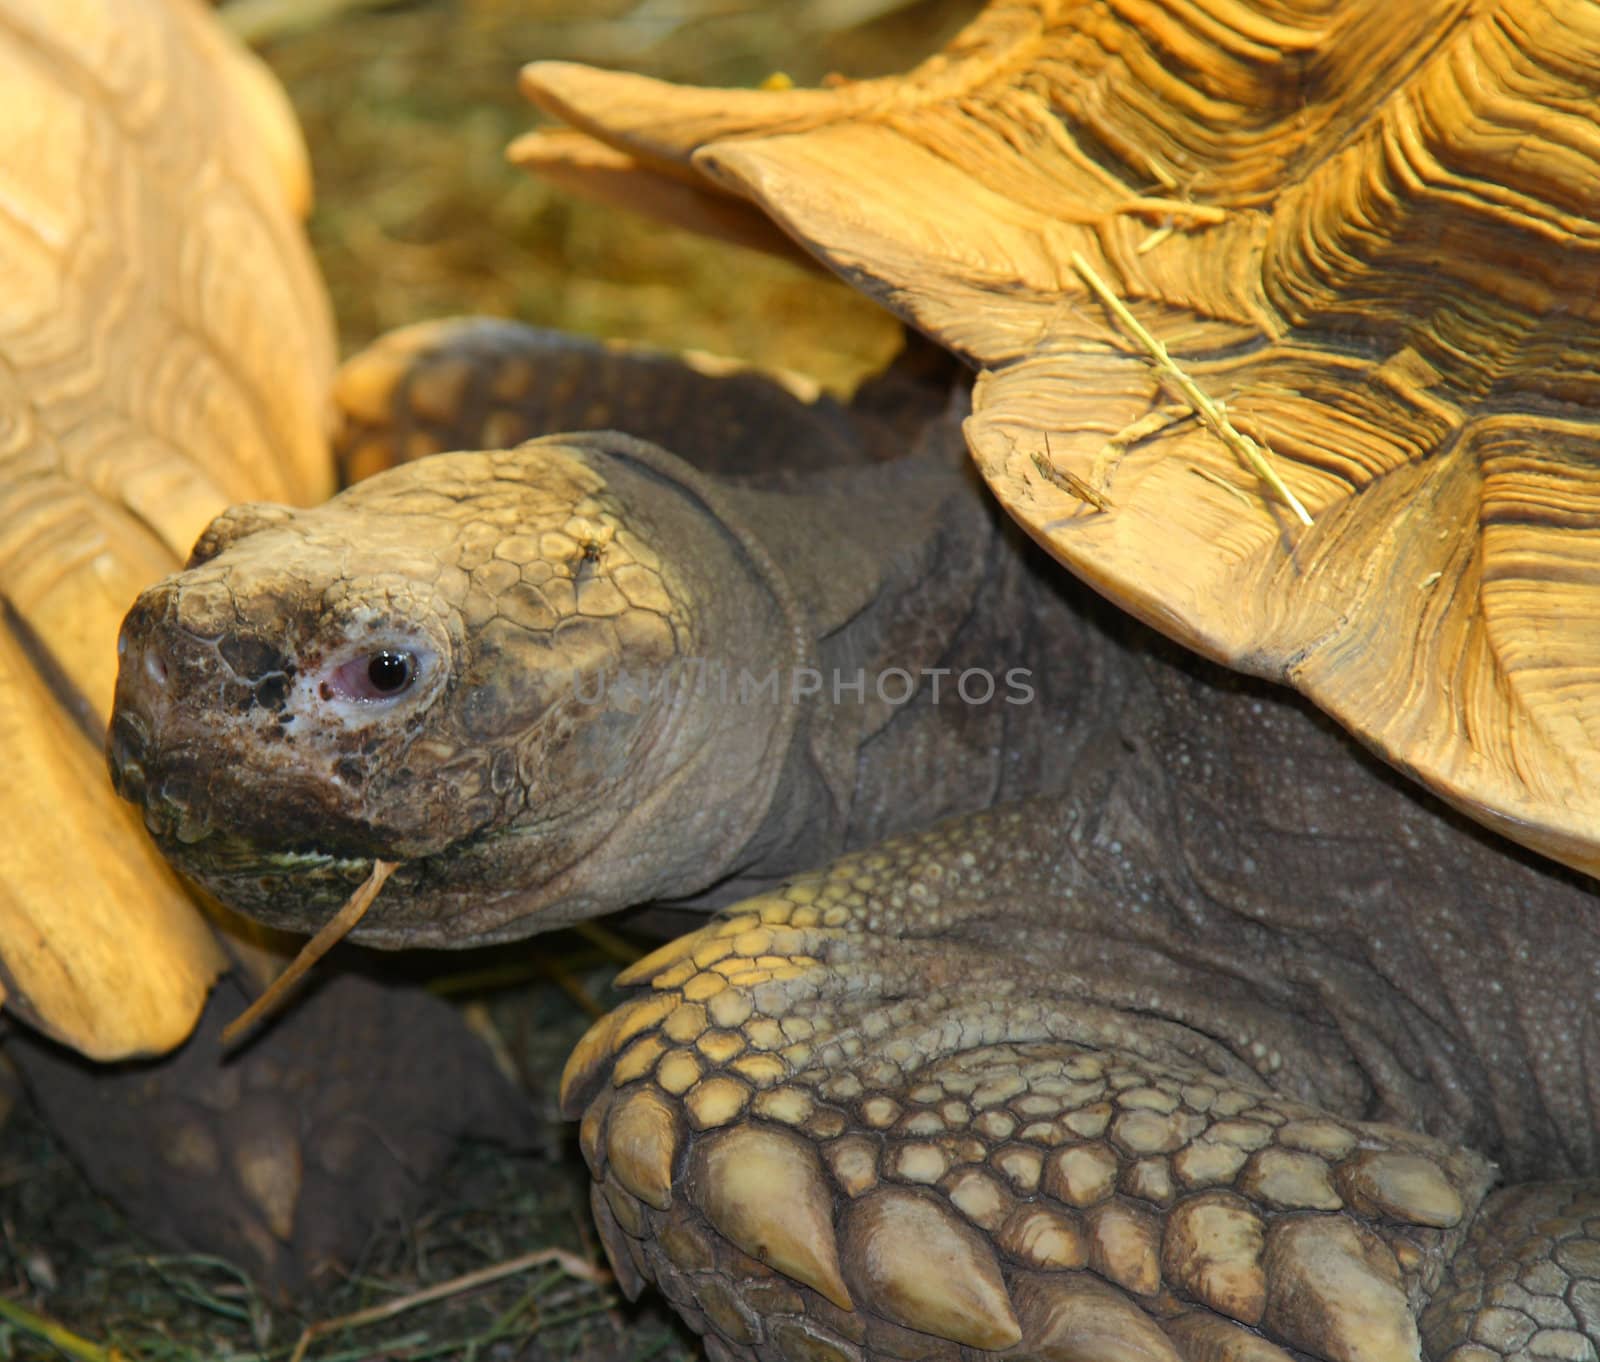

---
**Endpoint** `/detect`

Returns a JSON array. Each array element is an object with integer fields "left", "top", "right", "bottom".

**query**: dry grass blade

[
  {"left": 1115, "top": 196, "right": 1228, "bottom": 225},
  {"left": 1031, "top": 447, "right": 1111, "bottom": 511},
  {"left": 573, "top": 919, "right": 646, "bottom": 968},
  {"left": 0, "top": 1296, "right": 127, "bottom": 1362},
  {"left": 1191, "top": 464, "right": 1258, "bottom": 510},
  {"left": 220, "top": 859, "right": 396, "bottom": 1048},
  {"left": 287, "top": 1247, "right": 611, "bottom": 1362},
  {"left": 1068, "top": 249, "right": 1313, "bottom": 526}
]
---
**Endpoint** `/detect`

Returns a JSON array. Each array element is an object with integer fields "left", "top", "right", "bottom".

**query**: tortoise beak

[
  {"left": 107, "top": 708, "right": 150, "bottom": 805},
  {"left": 107, "top": 613, "right": 171, "bottom": 794},
  {"left": 107, "top": 710, "right": 214, "bottom": 846},
  {"left": 107, "top": 624, "right": 212, "bottom": 843}
]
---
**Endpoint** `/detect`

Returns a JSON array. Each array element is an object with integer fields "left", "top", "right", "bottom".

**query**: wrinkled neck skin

[
  {"left": 698, "top": 449, "right": 1006, "bottom": 879},
  {"left": 641, "top": 403, "right": 1111, "bottom": 916},
  {"left": 510, "top": 427, "right": 1051, "bottom": 921},
  {"left": 476, "top": 440, "right": 818, "bottom": 933},
  {"left": 489, "top": 436, "right": 1037, "bottom": 933}
]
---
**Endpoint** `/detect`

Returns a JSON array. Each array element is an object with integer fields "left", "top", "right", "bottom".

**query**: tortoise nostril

[
  {"left": 144, "top": 649, "right": 169, "bottom": 688},
  {"left": 116, "top": 758, "right": 147, "bottom": 803},
  {"left": 107, "top": 713, "right": 150, "bottom": 799}
]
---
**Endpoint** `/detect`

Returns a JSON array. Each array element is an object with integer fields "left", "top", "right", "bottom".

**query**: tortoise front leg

[{"left": 560, "top": 812, "right": 1519, "bottom": 1362}]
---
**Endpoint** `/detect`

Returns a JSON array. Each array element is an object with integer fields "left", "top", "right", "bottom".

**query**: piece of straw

[
  {"left": 0, "top": 1299, "right": 126, "bottom": 1362},
  {"left": 1030, "top": 449, "right": 1111, "bottom": 512},
  {"left": 287, "top": 1246, "right": 609, "bottom": 1362},
  {"left": 220, "top": 859, "right": 396, "bottom": 1048},
  {"left": 1068, "top": 249, "right": 1313, "bottom": 526},
  {"left": 1115, "top": 196, "right": 1227, "bottom": 225}
]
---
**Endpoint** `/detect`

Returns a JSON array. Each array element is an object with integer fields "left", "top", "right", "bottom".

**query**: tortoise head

[{"left": 108, "top": 433, "right": 802, "bottom": 946}]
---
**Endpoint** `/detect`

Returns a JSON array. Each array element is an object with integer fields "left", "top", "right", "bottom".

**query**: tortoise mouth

[
  {"left": 156, "top": 826, "right": 392, "bottom": 928},
  {"left": 115, "top": 731, "right": 462, "bottom": 886},
  {"left": 148, "top": 820, "right": 559, "bottom": 949}
]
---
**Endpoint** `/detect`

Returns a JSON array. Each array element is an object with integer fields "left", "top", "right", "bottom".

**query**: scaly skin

[{"left": 108, "top": 327, "right": 1600, "bottom": 1358}]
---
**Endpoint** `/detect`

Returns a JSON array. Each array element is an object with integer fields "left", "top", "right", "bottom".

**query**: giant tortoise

[{"left": 103, "top": 0, "right": 1600, "bottom": 1359}]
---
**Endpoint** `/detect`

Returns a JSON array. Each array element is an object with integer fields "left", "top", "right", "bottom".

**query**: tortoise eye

[
  {"left": 321, "top": 650, "right": 418, "bottom": 702},
  {"left": 366, "top": 651, "right": 414, "bottom": 694}
]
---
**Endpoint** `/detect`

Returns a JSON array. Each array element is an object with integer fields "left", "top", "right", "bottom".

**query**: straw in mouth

[{"left": 220, "top": 858, "right": 398, "bottom": 1048}]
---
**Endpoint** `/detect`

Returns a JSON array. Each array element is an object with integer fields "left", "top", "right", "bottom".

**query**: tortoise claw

[
  {"left": 1262, "top": 1216, "right": 1421, "bottom": 1362},
  {"left": 691, "top": 1125, "right": 851, "bottom": 1312}
]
